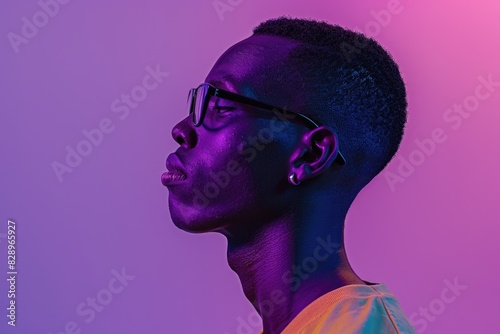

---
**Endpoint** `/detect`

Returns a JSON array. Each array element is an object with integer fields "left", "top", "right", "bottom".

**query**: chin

[{"left": 168, "top": 199, "right": 223, "bottom": 234}]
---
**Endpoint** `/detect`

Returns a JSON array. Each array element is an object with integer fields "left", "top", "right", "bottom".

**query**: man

[{"left": 162, "top": 16, "right": 416, "bottom": 333}]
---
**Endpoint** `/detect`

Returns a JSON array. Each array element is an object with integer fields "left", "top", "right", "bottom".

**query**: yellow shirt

[{"left": 259, "top": 282, "right": 416, "bottom": 334}]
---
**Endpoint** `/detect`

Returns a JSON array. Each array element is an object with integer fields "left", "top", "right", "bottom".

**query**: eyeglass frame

[{"left": 187, "top": 82, "right": 346, "bottom": 165}]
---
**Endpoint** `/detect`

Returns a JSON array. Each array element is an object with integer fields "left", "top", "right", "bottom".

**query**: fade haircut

[{"left": 253, "top": 17, "right": 407, "bottom": 193}]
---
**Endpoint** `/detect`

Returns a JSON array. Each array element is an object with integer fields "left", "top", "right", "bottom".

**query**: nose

[{"left": 171, "top": 116, "right": 197, "bottom": 148}]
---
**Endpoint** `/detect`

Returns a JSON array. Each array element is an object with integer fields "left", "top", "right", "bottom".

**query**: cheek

[
  {"left": 236, "top": 131, "right": 289, "bottom": 189},
  {"left": 186, "top": 129, "right": 255, "bottom": 194},
  {"left": 190, "top": 121, "right": 289, "bottom": 198}
]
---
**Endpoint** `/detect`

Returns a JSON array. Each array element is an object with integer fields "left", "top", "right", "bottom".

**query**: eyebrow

[{"left": 208, "top": 77, "right": 237, "bottom": 92}]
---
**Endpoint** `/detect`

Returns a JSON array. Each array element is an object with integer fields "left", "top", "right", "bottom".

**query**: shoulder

[{"left": 283, "top": 284, "right": 417, "bottom": 334}]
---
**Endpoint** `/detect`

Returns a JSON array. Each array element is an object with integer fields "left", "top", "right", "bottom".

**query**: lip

[
  {"left": 161, "top": 170, "right": 186, "bottom": 186},
  {"left": 162, "top": 153, "right": 187, "bottom": 186}
]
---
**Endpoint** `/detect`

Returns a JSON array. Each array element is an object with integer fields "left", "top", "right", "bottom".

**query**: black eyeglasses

[{"left": 187, "top": 82, "right": 346, "bottom": 165}]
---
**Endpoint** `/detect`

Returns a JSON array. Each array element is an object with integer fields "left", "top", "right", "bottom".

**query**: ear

[{"left": 288, "top": 125, "right": 342, "bottom": 184}]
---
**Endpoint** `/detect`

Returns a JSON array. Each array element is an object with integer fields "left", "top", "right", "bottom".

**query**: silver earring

[{"left": 289, "top": 173, "right": 300, "bottom": 186}]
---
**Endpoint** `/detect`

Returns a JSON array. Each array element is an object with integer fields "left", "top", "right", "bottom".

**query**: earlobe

[{"left": 288, "top": 125, "right": 340, "bottom": 184}]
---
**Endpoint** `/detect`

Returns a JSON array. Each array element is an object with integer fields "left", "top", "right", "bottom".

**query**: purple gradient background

[{"left": 1, "top": 0, "right": 499, "bottom": 333}]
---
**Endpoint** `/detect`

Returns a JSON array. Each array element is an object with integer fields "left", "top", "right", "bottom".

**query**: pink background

[{"left": 0, "top": 0, "right": 498, "bottom": 333}]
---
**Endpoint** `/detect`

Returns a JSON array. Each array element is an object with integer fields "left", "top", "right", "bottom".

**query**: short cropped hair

[{"left": 253, "top": 17, "right": 407, "bottom": 192}]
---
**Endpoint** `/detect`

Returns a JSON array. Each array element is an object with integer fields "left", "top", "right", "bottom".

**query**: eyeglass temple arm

[{"left": 214, "top": 88, "right": 346, "bottom": 165}]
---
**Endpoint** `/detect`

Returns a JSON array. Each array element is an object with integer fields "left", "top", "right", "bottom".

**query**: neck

[{"left": 223, "top": 203, "right": 365, "bottom": 334}]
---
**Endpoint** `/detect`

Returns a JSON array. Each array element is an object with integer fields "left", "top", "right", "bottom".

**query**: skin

[{"left": 166, "top": 34, "right": 366, "bottom": 334}]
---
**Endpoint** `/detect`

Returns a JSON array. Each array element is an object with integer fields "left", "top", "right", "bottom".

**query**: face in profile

[
  {"left": 163, "top": 35, "right": 311, "bottom": 235},
  {"left": 161, "top": 17, "right": 414, "bottom": 334}
]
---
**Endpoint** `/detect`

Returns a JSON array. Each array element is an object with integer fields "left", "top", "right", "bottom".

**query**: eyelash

[{"left": 214, "top": 106, "right": 235, "bottom": 114}]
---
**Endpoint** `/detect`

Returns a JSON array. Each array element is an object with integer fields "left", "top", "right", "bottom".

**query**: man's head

[{"left": 165, "top": 17, "right": 407, "bottom": 235}]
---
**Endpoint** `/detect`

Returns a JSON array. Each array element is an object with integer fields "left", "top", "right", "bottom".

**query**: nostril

[
  {"left": 172, "top": 128, "right": 185, "bottom": 146},
  {"left": 171, "top": 120, "right": 196, "bottom": 148},
  {"left": 175, "top": 133, "right": 185, "bottom": 146}
]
